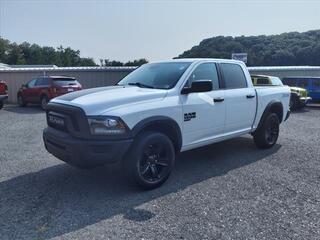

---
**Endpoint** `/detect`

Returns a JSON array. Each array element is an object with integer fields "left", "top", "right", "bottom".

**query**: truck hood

[{"left": 51, "top": 85, "right": 167, "bottom": 115}]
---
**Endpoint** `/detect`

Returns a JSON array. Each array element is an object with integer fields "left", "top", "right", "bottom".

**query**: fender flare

[
  {"left": 256, "top": 100, "right": 284, "bottom": 131},
  {"left": 131, "top": 116, "right": 182, "bottom": 152}
]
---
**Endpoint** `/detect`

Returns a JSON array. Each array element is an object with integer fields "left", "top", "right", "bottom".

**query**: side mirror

[
  {"left": 22, "top": 84, "right": 28, "bottom": 89},
  {"left": 181, "top": 80, "right": 213, "bottom": 94}
]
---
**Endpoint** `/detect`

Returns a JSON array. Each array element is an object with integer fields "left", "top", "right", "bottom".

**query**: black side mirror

[
  {"left": 181, "top": 80, "right": 213, "bottom": 94},
  {"left": 22, "top": 84, "right": 27, "bottom": 89}
]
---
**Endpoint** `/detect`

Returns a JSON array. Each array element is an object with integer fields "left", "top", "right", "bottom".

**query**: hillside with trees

[
  {"left": 177, "top": 30, "right": 320, "bottom": 66},
  {"left": 0, "top": 37, "right": 148, "bottom": 67}
]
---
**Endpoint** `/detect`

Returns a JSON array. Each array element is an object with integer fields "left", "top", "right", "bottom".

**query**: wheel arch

[
  {"left": 131, "top": 116, "right": 182, "bottom": 154},
  {"left": 256, "top": 101, "right": 283, "bottom": 131}
]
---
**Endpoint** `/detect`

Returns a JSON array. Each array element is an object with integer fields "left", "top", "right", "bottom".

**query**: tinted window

[
  {"left": 53, "top": 78, "right": 79, "bottom": 87},
  {"left": 118, "top": 62, "right": 192, "bottom": 89},
  {"left": 27, "top": 79, "right": 37, "bottom": 88},
  {"left": 220, "top": 63, "right": 247, "bottom": 89},
  {"left": 36, "top": 77, "right": 50, "bottom": 86},
  {"left": 313, "top": 79, "right": 320, "bottom": 88},
  {"left": 187, "top": 63, "right": 219, "bottom": 90}
]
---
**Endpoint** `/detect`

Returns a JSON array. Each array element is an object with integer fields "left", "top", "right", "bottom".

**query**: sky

[{"left": 0, "top": 0, "right": 320, "bottom": 63}]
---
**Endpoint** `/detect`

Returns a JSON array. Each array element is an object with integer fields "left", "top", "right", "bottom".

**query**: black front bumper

[{"left": 43, "top": 127, "right": 133, "bottom": 168}]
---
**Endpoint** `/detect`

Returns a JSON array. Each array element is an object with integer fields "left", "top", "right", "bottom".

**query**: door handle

[
  {"left": 246, "top": 94, "right": 255, "bottom": 99},
  {"left": 213, "top": 97, "right": 224, "bottom": 103}
]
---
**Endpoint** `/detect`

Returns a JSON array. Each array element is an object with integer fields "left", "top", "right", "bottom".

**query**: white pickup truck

[{"left": 43, "top": 59, "right": 291, "bottom": 189}]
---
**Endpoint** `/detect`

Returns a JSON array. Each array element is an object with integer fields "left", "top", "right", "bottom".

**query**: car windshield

[
  {"left": 118, "top": 62, "right": 192, "bottom": 89},
  {"left": 53, "top": 78, "right": 79, "bottom": 87}
]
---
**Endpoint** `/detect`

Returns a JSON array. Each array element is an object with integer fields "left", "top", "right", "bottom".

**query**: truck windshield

[{"left": 118, "top": 62, "right": 192, "bottom": 89}]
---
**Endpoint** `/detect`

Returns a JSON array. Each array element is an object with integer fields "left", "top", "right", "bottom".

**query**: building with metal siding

[
  {"left": 0, "top": 66, "right": 136, "bottom": 103},
  {"left": 248, "top": 66, "right": 320, "bottom": 79}
]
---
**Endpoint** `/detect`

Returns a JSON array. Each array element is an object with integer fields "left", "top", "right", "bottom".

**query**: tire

[
  {"left": 124, "top": 131, "right": 175, "bottom": 190},
  {"left": 18, "top": 95, "right": 27, "bottom": 107},
  {"left": 253, "top": 113, "right": 280, "bottom": 149},
  {"left": 0, "top": 101, "right": 3, "bottom": 110},
  {"left": 40, "top": 95, "right": 48, "bottom": 110}
]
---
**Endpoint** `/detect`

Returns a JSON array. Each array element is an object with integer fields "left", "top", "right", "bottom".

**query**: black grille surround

[
  {"left": 45, "top": 102, "right": 133, "bottom": 140},
  {"left": 46, "top": 102, "right": 89, "bottom": 138}
]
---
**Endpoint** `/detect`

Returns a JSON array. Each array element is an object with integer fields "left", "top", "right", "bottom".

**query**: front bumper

[
  {"left": 299, "top": 96, "right": 312, "bottom": 105},
  {"left": 43, "top": 127, "right": 133, "bottom": 168}
]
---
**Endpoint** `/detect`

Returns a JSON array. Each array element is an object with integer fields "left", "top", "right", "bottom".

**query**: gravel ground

[{"left": 0, "top": 105, "right": 319, "bottom": 240}]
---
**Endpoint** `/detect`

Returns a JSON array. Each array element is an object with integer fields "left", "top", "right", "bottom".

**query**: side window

[
  {"left": 35, "top": 78, "right": 43, "bottom": 86},
  {"left": 187, "top": 63, "right": 219, "bottom": 90},
  {"left": 220, "top": 63, "right": 247, "bottom": 89},
  {"left": 27, "top": 79, "right": 37, "bottom": 88},
  {"left": 36, "top": 77, "right": 50, "bottom": 86}
]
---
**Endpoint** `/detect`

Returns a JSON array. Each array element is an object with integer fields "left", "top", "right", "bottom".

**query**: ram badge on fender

[{"left": 43, "top": 59, "right": 291, "bottom": 189}]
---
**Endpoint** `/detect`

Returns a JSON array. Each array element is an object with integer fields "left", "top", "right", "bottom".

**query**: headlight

[{"left": 88, "top": 116, "right": 127, "bottom": 135}]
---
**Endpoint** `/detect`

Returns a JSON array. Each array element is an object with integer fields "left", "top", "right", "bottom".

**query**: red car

[
  {"left": 17, "top": 76, "right": 82, "bottom": 110},
  {"left": 0, "top": 81, "right": 8, "bottom": 109}
]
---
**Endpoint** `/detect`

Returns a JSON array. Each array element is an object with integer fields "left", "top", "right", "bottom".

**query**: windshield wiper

[{"left": 128, "top": 82, "right": 154, "bottom": 89}]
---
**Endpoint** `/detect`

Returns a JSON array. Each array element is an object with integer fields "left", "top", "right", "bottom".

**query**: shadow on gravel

[
  {"left": 3, "top": 104, "right": 43, "bottom": 114},
  {"left": 0, "top": 137, "right": 281, "bottom": 239}
]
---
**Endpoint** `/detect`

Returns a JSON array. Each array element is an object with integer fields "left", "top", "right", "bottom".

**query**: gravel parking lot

[{"left": 0, "top": 105, "right": 319, "bottom": 240}]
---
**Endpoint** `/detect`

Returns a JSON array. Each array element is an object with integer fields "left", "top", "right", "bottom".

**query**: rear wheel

[
  {"left": 40, "top": 96, "right": 48, "bottom": 110},
  {"left": 253, "top": 113, "right": 280, "bottom": 149},
  {"left": 124, "top": 131, "right": 175, "bottom": 189},
  {"left": 18, "top": 95, "right": 27, "bottom": 107}
]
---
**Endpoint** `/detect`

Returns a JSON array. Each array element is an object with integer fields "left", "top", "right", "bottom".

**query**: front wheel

[
  {"left": 124, "top": 131, "right": 175, "bottom": 190},
  {"left": 253, "top": 113, "right": 280, "bottom": 149},
  {"left": 0, "top": 101, "right": 3, "bottom": 109}
]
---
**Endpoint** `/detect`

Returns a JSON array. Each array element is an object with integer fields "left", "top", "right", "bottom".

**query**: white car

[{"left": 43, "top": 59, "right": 291, "bottom": 189}]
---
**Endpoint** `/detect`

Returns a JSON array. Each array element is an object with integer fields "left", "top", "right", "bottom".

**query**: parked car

[
  {"left": 0, "top": 81, "right": 8, "bottom": 109},
  {"left": 17, "top": 76, "right": 82, "bottom": 110},
  {"left": 282, "top": 77, "right": 320, "bottom": 102},
  {"left": 43, "top": 59, "right": 290, "bottom": 189},
  {"left": 251, "top": 75, "right": 311, "bottom": 110}
]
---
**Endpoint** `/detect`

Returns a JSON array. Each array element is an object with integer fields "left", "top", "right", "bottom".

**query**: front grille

[{"left": 45, "top": 102, "right": 89, "bottom": 138}]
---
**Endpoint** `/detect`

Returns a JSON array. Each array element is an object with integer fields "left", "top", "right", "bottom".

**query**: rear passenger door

[{"left": 219, "top": 63, "right": 256, "bottom": 134}]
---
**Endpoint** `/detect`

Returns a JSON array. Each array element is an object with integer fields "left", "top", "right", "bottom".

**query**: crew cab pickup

[
  {"left": 43, "top": 59, "right": 291, "bottom": 189},
  {"left": 0, "top": 81, "right": 8, "bottom": 109}
]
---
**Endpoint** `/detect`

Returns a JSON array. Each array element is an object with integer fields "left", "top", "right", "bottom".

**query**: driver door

[{"left": 180, "top": 62, "right": 226, "bottom": 149}]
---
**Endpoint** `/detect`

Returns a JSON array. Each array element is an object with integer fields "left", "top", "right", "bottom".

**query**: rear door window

[
  {"left": 35, "top": 77, "right": 50, "bottom": 86},
  {"left": 53, "top": 78, "right": 79, "bottom": 87},
  {"left": 220, "top": 63, "right": 247, "bottom": 89}
]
